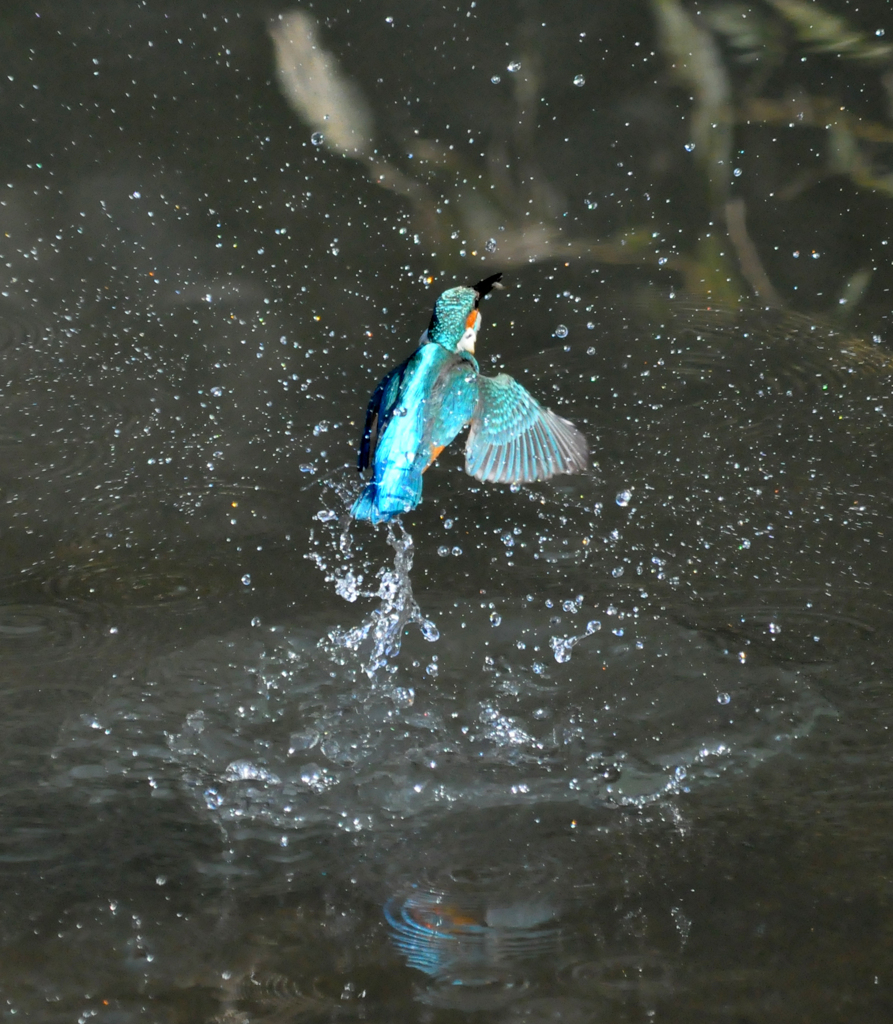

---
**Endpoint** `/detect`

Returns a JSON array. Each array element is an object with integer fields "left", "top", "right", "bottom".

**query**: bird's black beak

[{"left": 472, "top": 272, "right": 504, "bottom": 307}]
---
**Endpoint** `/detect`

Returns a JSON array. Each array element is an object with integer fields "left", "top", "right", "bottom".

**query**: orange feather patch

[{"left": 423, "top": 444, "right": 446, "bottom": 472}]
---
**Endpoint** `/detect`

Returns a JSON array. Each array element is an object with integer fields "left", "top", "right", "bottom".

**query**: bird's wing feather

[
  {"left": 465, "top": 373, "right": 588, "bottom": 483},
  {"left": 428, "top": 361, "right": 479, "bottom": 450},
  {"left": 357, "top": 356, "right": 411, "bottom": 472}
]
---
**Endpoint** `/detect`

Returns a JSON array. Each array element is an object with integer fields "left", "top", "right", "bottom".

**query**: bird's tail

[
  {"left": 350, "top": 483, "right": 384, "bottom": 524},
  {"left": 351, "top": 472, "right": 422, "bottom": 524}
]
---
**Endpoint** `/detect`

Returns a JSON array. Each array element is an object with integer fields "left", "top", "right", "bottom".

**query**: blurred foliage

[
  {"left": 766, "top": 0, "right": 893, "bottom": 62},
  {"left": 271, "top": 0, "right": 892, "bottom": 330}
]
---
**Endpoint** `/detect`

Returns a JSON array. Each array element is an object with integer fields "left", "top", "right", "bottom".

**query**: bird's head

[{"left": 425, "top": 273, "right": 503, "bottom": 354}]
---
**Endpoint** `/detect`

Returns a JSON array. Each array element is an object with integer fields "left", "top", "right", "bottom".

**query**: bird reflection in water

[{"left": 384, "top": 885, "right": 560, "bottom": 1009}]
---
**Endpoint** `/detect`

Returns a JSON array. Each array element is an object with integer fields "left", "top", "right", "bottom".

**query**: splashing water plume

[
  {"left": 363, "top": 523, "right": 439, "bottom": 679},
  {"left": 323, "top": 516, "right": 439, "bottom": 682}
]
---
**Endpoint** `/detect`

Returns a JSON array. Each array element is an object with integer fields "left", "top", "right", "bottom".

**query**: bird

[{"left": 350, "top": 273, "right": 588, "bottom": 524}]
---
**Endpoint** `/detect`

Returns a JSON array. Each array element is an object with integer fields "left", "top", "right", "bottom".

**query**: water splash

[
  {"left": 362, "top": 523, "right": 439, "bottom": 677},
  {"left": 550, "top": 619, "right": 602, "bottom": 664},
  {"left": 321, "top": 514, "right": 439, "bottom": 681}
]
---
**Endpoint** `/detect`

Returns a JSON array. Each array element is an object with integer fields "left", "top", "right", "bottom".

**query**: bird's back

[{"left": 352, "top": 343, "right": 457, "bottom": 522}]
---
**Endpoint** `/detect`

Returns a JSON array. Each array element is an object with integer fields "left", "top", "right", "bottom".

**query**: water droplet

[
  {"left": 316, "top": 508, "right": 337, "bottom": 522},
  {"left": 658, "top": 257, "right": 668, "bottom": 265},
  {"left": 507, "top": 61, "right": 521, "bottom": 72},
  {"left": 611, "top": 566, "right": 625, "bottom": 578},
  {"left": 768, "top": 622, "right": 781, "bottom": 635},
  {"left": 250, "top": 616, "right": 261, "bottom": 627},
  {"left": 241, "top": 574, "right": 251, "bottom": 586},
  {"left": 585, "top": 620, "right": 602, "bottom": 634},
  {"left": 437, "top": 545, "right": 450, "bottom": 557},
  {"left": 733, "top": 167, "right": 742, "bottom": 177},
  {"left": 490, "top": 74, "right": 501, "bottom": 84},
  {"left": 392, "top": 686, "right": 415, "bottom": 706},
  {"left": 209, "top": 386, "right": 223, "bottom": 397},
  {"left": 717, "top": 692, "right": 731, "bottom": 705},
  {"left": 554, "top": 324, "right": 569, "bottom": 338},
  {"left": 420, "top": 619, "right": 440, "bottom": 642},
  {"left": 300, "top": 764, "right": 324, "bottom": 788},
  {"left": 573, "top": 74, "right": 585, "bottom": 86},
  {"left": 334, "top": 569, "right": 363, "bottom": 603},
  {"left": 288, "top": 729, "right": 319, "bottom": 754},
  {"left": 674, "top": 766, "right": 687, "bottom": 780},
  {"left": 584, "top": 196, "right": 598, "bottom": 210},
  {"left": 684, "top": 142, "right": 696, "bottom": 152},
  {"left": 426, "top": 660, "right": 439, "bottom": 677},
  {"left": 485, "top": 237, "right": 497, "bottom": 252},
  {"left": 310, "top": 131, "right": 324, "bottom": 146},
  {"left": 616, "top": 489, "right": 632, "bottom": 507},
  {"left": 385, "top": 15, "right": 394, "bottom": 23},
  {"left": 225, "top": 760, "right": 279, "bottom": 783},
  {"left": 550, "top": 635, "right": 576, "bottom": 663},
  {"left": 489, "top": 610, "right": 502, "bottom": 627},
  {"left": 451, "top": 546, "right": 463, "bottom": 557}
]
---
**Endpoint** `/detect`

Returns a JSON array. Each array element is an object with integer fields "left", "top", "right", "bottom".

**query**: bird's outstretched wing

[
  {"left": 357, "top": 357, "right": 411, "bottom": 472},
  {"left": 465, "top": 373, "right": 588, "bottom": 483},
  {"left": 427, "top": 360, "right": 479, "bottom": 457}
]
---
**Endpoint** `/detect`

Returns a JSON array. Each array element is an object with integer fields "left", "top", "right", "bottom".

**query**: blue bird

[{"left": 351, "top": 274, "right": 588, "bottom": 524}]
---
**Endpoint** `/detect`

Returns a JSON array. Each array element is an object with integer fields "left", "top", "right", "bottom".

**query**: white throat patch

[{"left": 456, "top": 312, "right": 481, "bottom": 353}]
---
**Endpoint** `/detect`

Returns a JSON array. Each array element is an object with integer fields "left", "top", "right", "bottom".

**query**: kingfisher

[{"left": 351, "top": 273, "right": 588, "bottom": 524}]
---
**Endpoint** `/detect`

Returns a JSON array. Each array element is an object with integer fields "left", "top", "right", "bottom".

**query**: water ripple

[
  {"left": 0, "top": 585, "right": 110, "bottom": 662},
  {"left": 0, "top": 302, "right": 56, "bottom": 361}
]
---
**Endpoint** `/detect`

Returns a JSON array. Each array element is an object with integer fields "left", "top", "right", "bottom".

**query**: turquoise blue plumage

[{"left": 351, "top": 274, "right": 588, "bottom": 524}]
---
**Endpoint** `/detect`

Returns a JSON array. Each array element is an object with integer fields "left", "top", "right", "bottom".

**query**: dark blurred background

[{"left": 1, "top": 2, "right": 893, "bottom": 1022}]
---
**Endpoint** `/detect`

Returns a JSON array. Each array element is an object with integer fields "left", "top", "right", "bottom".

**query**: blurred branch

[
  {"left": 268, "top": 8, "right": 702, "bottom": 281},
  {"left": 268, "top": 3, "right": 891, "bottom": 317},
  {"left": 704, "top": 2, "right": 786, "bottom": 97},
  {"left": 742, "top": 96, "right": 893, "bottom": 144},
  {"left": 651, "top": 0, "right": 734, "bottom": 212},
  {"left": 725, "top": 198, "right": 783, "bottom": 307},
  {"left": 269, "top": 12, "right": 374, "bottom": 158},
  {"left": 834, "top": 267, "right": 873, "bottom": 320},
  {"left": 742, "top": 96, "right": 893, "bottom": 197},
  {"left": 765, "top": 0, "right": 893, "bottom": 62}
]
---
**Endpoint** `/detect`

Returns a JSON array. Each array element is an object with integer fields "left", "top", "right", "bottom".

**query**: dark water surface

[{"left": 2, "top": 1, "right": 893, "bottom": 1021}]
